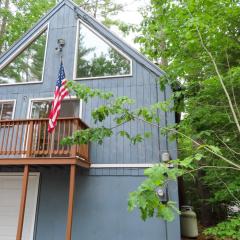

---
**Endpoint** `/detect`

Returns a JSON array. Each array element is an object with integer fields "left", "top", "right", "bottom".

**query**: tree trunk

[
  {"left": 0, "top": 0, "right": 10, "bottom": 54},
  {"left": 196, "top": 169, "right": 215, "bottom": 226}
]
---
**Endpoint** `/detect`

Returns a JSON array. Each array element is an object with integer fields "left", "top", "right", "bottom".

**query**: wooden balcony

[{"left": 0, "top": 117, "right": 90, "bottom": 167}]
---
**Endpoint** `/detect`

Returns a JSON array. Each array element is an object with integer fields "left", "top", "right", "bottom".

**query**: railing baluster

[
  {"left": 67, "top": 120, "right": 71, "bottom": 155},
  {"left": 56, "top": 120, "right": 61, "bottom": 155},
  {"left": 9, "top": 121, "right": 15, "bottom": 155},
  {"left": 40, "top": 120, "right": 45, "bottom": 156},
  {"left": 26, "top": 121, "right": 34, "bottom": 157},
  {"left": 35, "top": 120, "right": 41, "bottom": 155},
  {"left": 23, "top": 121, "right": 29, "bottom": 155},
  {"left": 13, "top": 121, "right": 19, "bottom": 155},
  {"left": 4, "top": 122, "right": 10, "bottom": 155},
  {"left": 19, "top": 121, "right": 24, "bottom": 154},
  {"left": 45, "top": 123, "right": 51, "bottom": 155},
  {"left": 70, "top": 120, "right": 78, "bottom": 157},
  {"left": 0, "top": 122, "right": 6, "bottom": 154},
  {"left": 60, "top": 120, "right": 66, "bottom": 155}
]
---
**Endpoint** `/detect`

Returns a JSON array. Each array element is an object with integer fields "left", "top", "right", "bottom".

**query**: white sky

[
  {"left": 111, "top": 0, "right": 150, "bottom": 48},
  {"left": 117, "top": 0, "right": 149, "bottom": 24}
]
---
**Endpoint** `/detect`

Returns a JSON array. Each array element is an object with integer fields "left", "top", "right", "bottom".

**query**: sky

[
  {"left": 117, "top": 0, "right": 149, "bottom": 24},
  {"left": 111, "top": 0, "right": 150, "bottom": 48}
]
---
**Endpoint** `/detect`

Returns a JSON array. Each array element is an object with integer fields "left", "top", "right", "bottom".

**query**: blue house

[{"left": 0, "top": 0, "right": 180, "bottom": 239}]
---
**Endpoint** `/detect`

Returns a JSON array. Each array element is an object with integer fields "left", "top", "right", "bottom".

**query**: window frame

[
  {"left": 73, "top": 19, "right": 133, "bottom": 80},
  {"left": 0, "top": 99, "right": 16, "bottom": 120},
  {"left": 27, "top": 96, "right": 83, "bottom": 119},
  {"left": 0, "top": 23, "right": 49, "bottom": 86}
]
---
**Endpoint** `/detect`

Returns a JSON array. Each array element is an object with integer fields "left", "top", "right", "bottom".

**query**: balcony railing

[{"left": 0, "top": 117, "right": 90, "bottom": 167}]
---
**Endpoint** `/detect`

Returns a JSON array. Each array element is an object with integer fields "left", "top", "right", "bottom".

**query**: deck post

[
  {"left": 16, "top": 165, "right": 29, "bottom": 240},
  {"left": 66, "top": 164, "right": 76, "bottom": 240}
]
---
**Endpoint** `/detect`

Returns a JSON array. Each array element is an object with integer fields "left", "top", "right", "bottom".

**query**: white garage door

[{"left": 0, "top": 173, "right": 40, "bottom": 240}]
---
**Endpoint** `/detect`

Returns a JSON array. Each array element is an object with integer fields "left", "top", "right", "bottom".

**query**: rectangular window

[
  {"left": 30, "top": 99, "right": 80, "bottom": 119},
  {"left": 0, "top": 101, "right": 15, "bottom": 120}
]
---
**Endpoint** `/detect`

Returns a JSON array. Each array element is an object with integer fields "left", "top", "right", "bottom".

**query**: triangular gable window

[
  {"left": 75, "top": 21, "right": 131, "bottom": 79},
  {"left": 0, "top": 28, "right": 47, "bottom": 85}
]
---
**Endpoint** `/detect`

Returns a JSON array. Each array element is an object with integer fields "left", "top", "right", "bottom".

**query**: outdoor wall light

[
  {"left": 156, "top": 187, "right": 165, "bottom": 197},
  {"left": 55, "top": 39, "right": 65, "bottom": 53},
  {"left": 161, "top": 152, "right": 174, "bottom": 168},
  {"left": 155, "top": 186, "right": 168, "bottom": 203},
  {"left": 162, "top": 152, "right": 170, "bottom": 162}
]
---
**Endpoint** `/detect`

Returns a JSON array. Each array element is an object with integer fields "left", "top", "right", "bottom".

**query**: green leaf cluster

[
  {"left": 128, "top": 164, "right": 181, "bottom": 222},
  {"left": 135, "top": 0, "right": 240, "bottom": 225},
  {"left": 204, "top": 216, "right": 240, "bottom": 240}
]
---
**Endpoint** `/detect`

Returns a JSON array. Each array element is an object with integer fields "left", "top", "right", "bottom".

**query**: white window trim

[
  {"left": 27, "top": 96, "right": 83, "bottom": 119},
  {"left": 0, "top": 172, "right": 40, "bottom": 240},
  {"left": 73, "top": 19, "right": 133, "bottom": 80},
  {"left": 0, "top": 23, "right": 49, "bottom": 86},
  {"left": 0, "top": 99, "right": 16, "bottom": 120}
]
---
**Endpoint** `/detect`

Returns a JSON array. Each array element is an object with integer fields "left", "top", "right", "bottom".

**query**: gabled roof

[{"left": 0, "top": 0, "right": 164, "bottom": 76}]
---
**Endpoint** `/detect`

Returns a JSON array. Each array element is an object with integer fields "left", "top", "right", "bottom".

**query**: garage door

[{"left": 0, "top": 173, "right": 40, "bottom": 240}]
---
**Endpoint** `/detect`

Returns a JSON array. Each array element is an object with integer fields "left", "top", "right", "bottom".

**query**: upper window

[
  {"left": 75, "top": 22, "right": 131, "bottom": 79},
  {"left": 0, "top": 101, "right": 15, "bottom": 120},
  {"left": 0, "top": 28, "right": 47, "bottom": 85}
]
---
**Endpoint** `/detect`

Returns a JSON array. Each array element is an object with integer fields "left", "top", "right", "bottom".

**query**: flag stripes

[{"left": 48, "top": 62, "right": 69, "bottom": 133}]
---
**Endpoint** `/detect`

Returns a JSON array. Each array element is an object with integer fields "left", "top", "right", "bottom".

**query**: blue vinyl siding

[{"left": 0, "top": 1, "right": 180, "bottom": 239}]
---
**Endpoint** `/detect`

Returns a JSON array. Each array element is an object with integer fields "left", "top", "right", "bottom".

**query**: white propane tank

[{"left": 180, "top": 206, "right": 199, "bottom": 238}]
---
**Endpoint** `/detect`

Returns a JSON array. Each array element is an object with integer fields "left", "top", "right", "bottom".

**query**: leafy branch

[{"left": 62, "top": 80, "right": 240, "bottom": 222}]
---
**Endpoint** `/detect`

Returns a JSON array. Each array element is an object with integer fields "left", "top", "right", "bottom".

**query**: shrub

[{"left": 203, "top": 216, "right": 240, "bottom": 240}]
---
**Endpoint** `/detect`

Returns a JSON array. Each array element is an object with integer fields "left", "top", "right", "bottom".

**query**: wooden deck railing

[{"left": 0, "top": 117, "right": 89, "bottom": 163}]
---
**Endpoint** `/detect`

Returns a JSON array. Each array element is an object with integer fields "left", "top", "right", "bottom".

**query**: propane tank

[{"left": 180, "top": 206, "right": 198, "bottom": 238}]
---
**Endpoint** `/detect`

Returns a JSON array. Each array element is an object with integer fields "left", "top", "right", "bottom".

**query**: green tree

[
  {"left": 133, "top": 0, "right": 240, "bottom": 230},
  {"left": 0, "top": 0, "right": 55, "bottom": 54}
]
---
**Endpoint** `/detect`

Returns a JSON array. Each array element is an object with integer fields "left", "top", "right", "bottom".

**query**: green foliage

[
  {"left": 204, "top": 216, "right": 240, "bottom": 240},
  {"left": 66, "top": 81, "right": 113, "bottom": 102},
  {"left": 64, "top": 81, "right": 166, "bottom": 146},
  {"left": 128, "top": 151, "right": 208, "bottom": 221},
  {"left": 135, "top": 0, "right": 240, "bottom": 225},
  {"left": 128, "top": 164, "right": 181, "bottom": 222},
  {"left": 0, "top": 0, "right": 55, "bottom": 53},
  {"left": 65, "top": 80, "right": 240, "bottom": 224}
]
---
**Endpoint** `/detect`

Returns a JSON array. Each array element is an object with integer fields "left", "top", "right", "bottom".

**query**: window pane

[
  {"left": 0, "top": 30, "right": 47, "bottom": 84},
  {"left": 30, "top": 100, "right": 80, "bottom": 119},
  {"left": 31, "top": 101, "right": 51, "bottom": 119},
  {"left": 1, "top": 103, "right": 14, "bottom": 120},
  {"left": 76, "top": 24, "right": 131, "bottom": 78},
  {"left": 59, "top": 100, "right": 79, "bottom": 117}
]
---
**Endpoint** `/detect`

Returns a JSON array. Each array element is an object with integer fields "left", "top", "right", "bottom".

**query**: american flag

[{"left": 48, "top": 61, "right": 69, "bottom": 133}]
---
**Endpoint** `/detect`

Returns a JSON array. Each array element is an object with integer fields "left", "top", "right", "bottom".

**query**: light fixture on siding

[
  {"left": 161, "top": 152, "right": 170, "bottom": 162},
  {"left": 161, "top": 152, "right": 174, "bottom": 168},
  {"left": 55, "top": 39, "right": 65, "bottom": 54}
]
